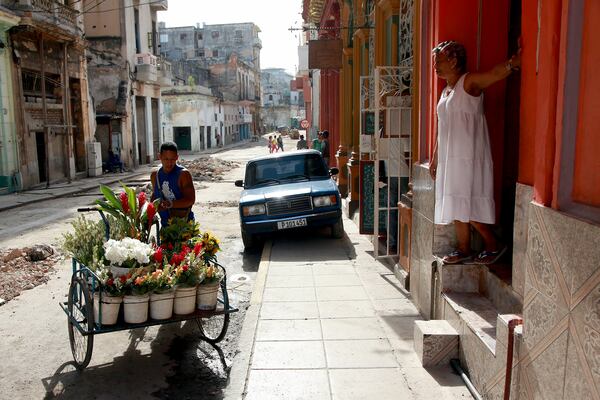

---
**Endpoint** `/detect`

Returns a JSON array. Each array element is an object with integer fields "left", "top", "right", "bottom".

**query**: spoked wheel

[
  {"left": 196, "top": 283, "right": 230, "bottom": 343},
  {"left": 67, "top": 276, "right": 94, "bottom": 370}
]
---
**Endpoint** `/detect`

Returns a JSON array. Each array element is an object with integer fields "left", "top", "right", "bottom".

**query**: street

[{"left": 0, "top": 137, "right": 275, "bottom": 399}]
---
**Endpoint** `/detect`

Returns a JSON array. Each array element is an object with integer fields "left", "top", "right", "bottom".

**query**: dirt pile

[
  {"left": 179, "top": 158, "right": 239, "bottom": 182},
  {"left": 0, "top": 246, "right": 62, "bottom": 304}
]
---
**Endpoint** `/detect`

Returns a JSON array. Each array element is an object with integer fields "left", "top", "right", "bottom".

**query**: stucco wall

[{"left": 162, "top": 93, "right": 218, "bottom": 152}]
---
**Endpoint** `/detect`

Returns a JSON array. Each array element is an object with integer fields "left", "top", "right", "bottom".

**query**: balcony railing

[
  {"left": 157, "top": 58, "right": 173, "bottom": 87},
  {"left": 11, "top": 0, "right": 79, "bottom": 33},
  {"left": 149, "top": 0, "right": 168, "bottom": 11},
  {"left": 135, "top": 53, "right": 157, "bottom": 83}
]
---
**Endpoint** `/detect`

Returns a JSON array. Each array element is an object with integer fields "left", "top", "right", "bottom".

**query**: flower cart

[{"left": 59, "top": 185, "right": 238, "bottom": 370}]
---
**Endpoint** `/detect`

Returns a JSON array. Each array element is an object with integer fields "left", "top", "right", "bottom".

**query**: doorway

[
  {"left": 35, "top": 131, "right": 46, "bottom": 183},
  {"left": 173, "top": 126, "right": 191, "bottom": 150}
]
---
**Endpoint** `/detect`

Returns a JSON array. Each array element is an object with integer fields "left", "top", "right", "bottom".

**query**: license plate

[{"left": 277, "top": 218, "right": 307, "bottom": 230}]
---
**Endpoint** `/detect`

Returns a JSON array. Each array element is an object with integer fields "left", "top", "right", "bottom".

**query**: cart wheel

[
  {"left": 67, "top": 276, "right": 94, "bottom": 370},
  {"left": 197, "top": 312, "right": 230, "bottom": 344}
]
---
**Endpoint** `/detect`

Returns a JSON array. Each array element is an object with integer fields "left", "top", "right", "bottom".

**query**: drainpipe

[
  {"left": 450, "top": 359, "right": 482, "bottom": 400},
  {"left": 503, "top": 318, "right": 523, "bottom": 400}
]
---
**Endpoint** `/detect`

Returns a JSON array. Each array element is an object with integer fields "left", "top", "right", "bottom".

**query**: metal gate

[{"left": 373, "top": 66, "right": 412, "bottom": 258}]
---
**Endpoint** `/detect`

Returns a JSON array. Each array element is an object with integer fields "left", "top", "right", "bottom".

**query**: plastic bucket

[
  {"left": 149, "top": 290, "right": 175, "bottom": 320},
  {"left": 196, "top": 281, "right": 220, "bottom": 310},
  {"left": 123, "top": 293, "right": 150, "bottom": 323},
  {"left": 173, "top": 285, "right": 197, "bottom": 315},
  {"left": 93, "top": 292, "right": 122, "bottom": 325}
]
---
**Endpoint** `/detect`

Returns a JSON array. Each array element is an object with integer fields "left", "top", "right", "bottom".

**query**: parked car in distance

[{"left": 235, "top": 150, "right": 343, "bottom": 250}]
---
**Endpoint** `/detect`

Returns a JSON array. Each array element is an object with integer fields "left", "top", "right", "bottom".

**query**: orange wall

[{"left": 572, "top": 0, "right": 600, "bottom": 207}]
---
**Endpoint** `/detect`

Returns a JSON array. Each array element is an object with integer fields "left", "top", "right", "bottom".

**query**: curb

[{"left": 224, "top": 240, "right": 272, "bottom": 400}]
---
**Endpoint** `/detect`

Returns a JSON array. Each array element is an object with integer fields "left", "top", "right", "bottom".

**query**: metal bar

[{"left": 40, "top": 34, "right": 49, "bottom": 188}]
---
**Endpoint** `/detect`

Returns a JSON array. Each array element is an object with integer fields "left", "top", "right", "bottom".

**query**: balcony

[
  {"left": 135, "top": 53, "right": 157, "bottom": 83},
  {"left": 157, "top": 58, "right": 173, "bottom": 87},
  {"left": 253, "top": 37, "right": 262, "bottom": 48},
  {"left": 149, "top": 0, "right": 168, "bottom": 11},
  {"left": 242, "top": 114, "right": 253, "bottom": 123},
  {"left": 8, "top": 0, "right": 79, "bottom": 35}
]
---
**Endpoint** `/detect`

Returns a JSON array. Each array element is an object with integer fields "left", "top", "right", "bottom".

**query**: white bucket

[
  {"left": 150, "top": 290, "right": 175, "bottom": 320},
  {"left": 110, "top": 266, "right": 131, "bottom": 278},
  {"left": 173, "top": 285, "right": 197, "bottom": 315},
  {"left": 196, "top": 281, "right": 220, "bottom": 310},
  {"left": 123, "top": 293, "right": 150, "bottom": 323},
  {"left": 93, "top": 292, "right": 122, "bottom": 325}
]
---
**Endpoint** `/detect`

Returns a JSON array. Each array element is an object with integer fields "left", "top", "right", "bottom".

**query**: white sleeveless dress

[{"left": 435, "top": 73, "right": 495, "bottom": 224}]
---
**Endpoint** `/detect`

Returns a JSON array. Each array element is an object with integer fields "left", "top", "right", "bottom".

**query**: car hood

[{"left": 240, "top": 179, "right": 338, "bottom": 204}]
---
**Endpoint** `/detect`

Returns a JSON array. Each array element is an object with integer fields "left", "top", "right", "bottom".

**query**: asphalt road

[{"left": 0, "top": 135, "right": 287, "bottom": 399}]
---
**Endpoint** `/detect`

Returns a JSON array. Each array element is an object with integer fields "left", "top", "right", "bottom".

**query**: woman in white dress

[{"left": 430, "top": 41, "right": 520, "bottom": 265}]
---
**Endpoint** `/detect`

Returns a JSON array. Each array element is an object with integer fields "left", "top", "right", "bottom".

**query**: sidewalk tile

[
  {"left": 263, "top": 287, "right": 316, "bottom": 302},
  {"left": 364, "top": 283, "right": 406, "bottom": 300},
  {"left": 357, "top": 272, "right": 395, "bottom": 285},
  {"left": 312, "top": 265, "right": 357, "bottom": 275},
  {"left": 321, "top": 317, "right": 385, "bottom": 340},
  {"left": 314, "top": 274, "right": 361, "bottom": 287},
  {"left": 316, "top": 286, "right": 368, "bottom": 301},
  {"left": 318, "top": 300, "right": 376, "bottom": 318},
  {"left": 329, "top": 368, "right": 411, "bottom": 400},
  {"left": 389, "top": 338, "right": 424, "bottom": 368},
  {"left": 324, "top": 339, "right": 398, "bottom": 368},
  {"left": 266, "top": 275, "right": 315, "bottom": 288},
  {"left": 372, "top": 298, "right": 420, "bottom": 314},
  {"left": 245, "top": 369, "right": 330, "bottom": 400},
  {"left": 251, "top": 341, "right": 326, "bottom": 369},
  {"left": 256, "top": 319, "right": 322, "bottom": 341},
  {"left": 378, "top": 315, "right": 421, "bottom": 340},
  {"left": 260, "top": 302, "right": 319, "bottom": 320},
  {"left": 401, "top": 366, "right": 470, "bottom": 400},
  {"left": 268, "top": 266, "right": 314, "bottom": 276}
]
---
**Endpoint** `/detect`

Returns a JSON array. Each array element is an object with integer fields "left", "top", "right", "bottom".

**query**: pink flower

[
  {"left": 119, "top": 192, "right": 130, "bottom": 214},
  {"left": 137, "top": 192, "right": 147, "bottom": 208}
]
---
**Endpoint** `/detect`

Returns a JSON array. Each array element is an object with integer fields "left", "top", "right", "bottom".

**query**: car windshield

[{"left": 245, "top": 154, "right": 329, "bottom": 188}]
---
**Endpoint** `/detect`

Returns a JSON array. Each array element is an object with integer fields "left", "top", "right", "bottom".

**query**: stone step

[{"left": 413, "top": 320, "right": 459, "bottom": 366}]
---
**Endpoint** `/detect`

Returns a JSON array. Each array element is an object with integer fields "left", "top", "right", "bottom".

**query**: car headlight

[
  {"left": 242, "top": 204, "right": 266, "bottom": 216},
  {"left": 313, "top": 195, "right": 337, "bottom": 207}
]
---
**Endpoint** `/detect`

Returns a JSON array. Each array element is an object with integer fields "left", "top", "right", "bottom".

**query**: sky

[{"left": 158, "top": 0, "right": 303, "bottom": 75}]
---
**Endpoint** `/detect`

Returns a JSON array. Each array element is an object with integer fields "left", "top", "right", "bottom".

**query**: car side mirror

[
  {"left": 329, "top": 167, "right": 339, "bottom": 176},
  {"left": 234, "top": 180, "right": 244, "bottom": 187}
]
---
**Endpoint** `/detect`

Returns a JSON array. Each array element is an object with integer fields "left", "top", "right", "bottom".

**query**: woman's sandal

[
  {"left": 442, "top": 250, "right": 473, "bottom": 265},
  {"left": 473, "top": 246, "right": 508, "bottom": 265}
]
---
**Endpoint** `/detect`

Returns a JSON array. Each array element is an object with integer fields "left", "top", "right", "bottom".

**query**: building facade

[
  {"left": 260, "top": 68, "right": 292, "bottom": 131},
  {"left": 2, "top": 0, "right": 94, "bottom": 190},
  {"left": 84, "top": 0, "right": 171, "bottom": 169}
]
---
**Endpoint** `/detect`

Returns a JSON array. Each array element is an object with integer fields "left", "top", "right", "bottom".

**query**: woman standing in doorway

[{"left": 430, "top": 40, "right": 520, "bottom": 265}]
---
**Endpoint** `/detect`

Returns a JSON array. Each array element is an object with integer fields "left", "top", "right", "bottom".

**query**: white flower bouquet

[{"left": 103, "top": 238, "right": 153, "bottom": 271}]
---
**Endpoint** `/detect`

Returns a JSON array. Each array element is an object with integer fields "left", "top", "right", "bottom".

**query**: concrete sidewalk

[
  {"left": 0, "top": 139, "right": 252, "bottom": 212},
  {"left": 226, "top": 218, "right": 470, "bottom": 400}
]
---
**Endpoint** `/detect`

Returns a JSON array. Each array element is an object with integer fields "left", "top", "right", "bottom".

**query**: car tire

[
  {"left": 331, "top": 217, "right": 344, "bottom": 239},
  {"left": 242, "top": 231, "right": 257, "bottom": 250}
]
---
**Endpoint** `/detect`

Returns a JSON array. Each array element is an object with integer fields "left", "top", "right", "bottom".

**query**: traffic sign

[{"left": 300, "top": 119, "right": 309, "bottom": 129}]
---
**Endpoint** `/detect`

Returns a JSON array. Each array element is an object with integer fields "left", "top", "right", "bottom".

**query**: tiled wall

[
  {"left": 511, "top": 184, "right": 533, "bottom": 300},
  {"left": 517, "top": 203, "right": 600, "bottom": 399},
  {"left": 410, "top": 164, "right": 436, "bottom": 318}
]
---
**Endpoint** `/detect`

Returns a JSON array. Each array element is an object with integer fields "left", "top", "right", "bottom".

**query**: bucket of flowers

[
  {"left": 197, "top": 263, "right": 224, "bottom": 310},
  {"left": 170, "top": 245, "right": 202, "bottom": 315},
  {"left": 103, "top": 237, "right": 153, "bottom": 278},
  {"left": 148, "top": 265, "right": 175, "bottom": 320},
  {"left": 94, "top": 268, "right": 127, "bottom": 325},
  {"left": 122, "top": 268, "right": 153, "bottom": 324}
]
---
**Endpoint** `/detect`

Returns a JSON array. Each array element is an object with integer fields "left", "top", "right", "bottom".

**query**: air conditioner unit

[{"left": 135, "top": 53, "right": 157, "bottom": 66}]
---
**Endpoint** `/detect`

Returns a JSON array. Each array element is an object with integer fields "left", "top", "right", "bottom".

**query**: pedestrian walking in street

[
  {"left": 271, "top": 136, "right": 278, "bottom": 153},
  {"left": 277, "top": 135, "right": 284, "bottom": 152},
  {"left": 312, "top": 131, "right": 322, "bottom": 152},
  {"left": 268, "top": 135, "right": 273, "bottom": 153},
  {"left": 151, "top": 141, "right": 196, "bottom": 227},
  {"left": 430, "top": 40, "right": 520, "bottom": 265},
  {"left": 320, "top": 130, "right": 330, "bottom": 166},
  {"left": 296, "top": 135, "right": 308, "bottom": 150}
]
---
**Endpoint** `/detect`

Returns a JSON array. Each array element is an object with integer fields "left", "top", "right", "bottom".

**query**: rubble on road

[
  {"left": 179, "top": 157, "right": 240, "bottom": 182},
  {"left": 0, "top": 246, "right": 62, "bottom": 304}
]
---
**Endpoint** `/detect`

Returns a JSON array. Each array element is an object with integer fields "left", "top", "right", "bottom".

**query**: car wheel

[
  {"left": 331, "top": 217, "right": 344, "bottom": 239},
  {"left": 242, "top": 231, "right": 256, "bottom": 250}
]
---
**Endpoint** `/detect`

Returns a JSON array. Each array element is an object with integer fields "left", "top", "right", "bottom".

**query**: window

[
  {"left": 211, "top": 31, "right": 219, "bottom": 39},
  {"left": 269, "top": 95, "right": 273, "bottom": 101},
  {"left": 213, "top": 49, "right": 218, "bottom": 57},
  {"left": 198, "top": 33, "right": 203, "bottom": 40},
  {"left": 180, "top": 33, "right": 187, "bottom": 40},
  {"left": 195, "top": 49, "right": 205, "bottom": 57},
  {"left": 160, "top": 34, "right": 168, "bottom": 43},
  {"left": 214, "top": 113, "right": 217, "bottom": 121}
]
